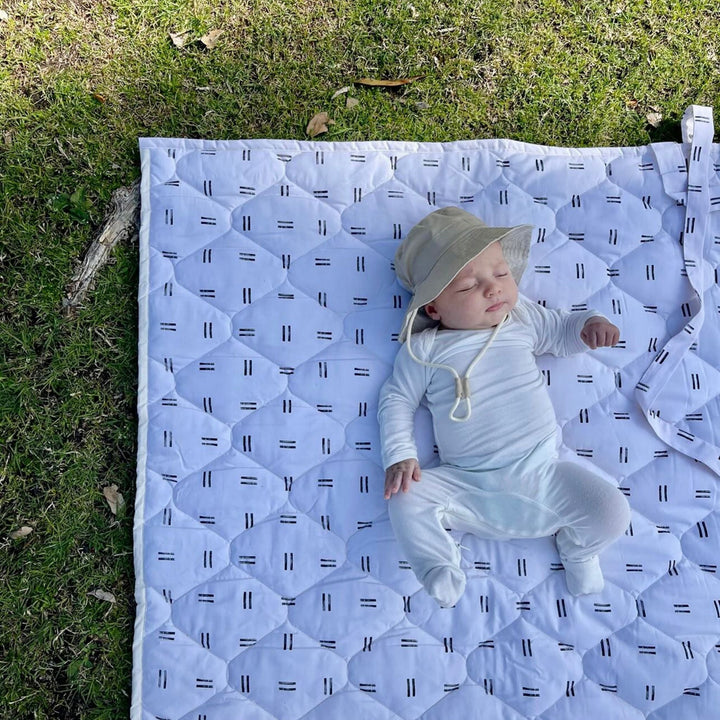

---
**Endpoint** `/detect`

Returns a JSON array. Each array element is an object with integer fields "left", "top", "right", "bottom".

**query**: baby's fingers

[
  {"left": 596, "top": 327, "right": 620, "bottom": 347},
  {"left": 385, "top": 468, "right": 410, "bottom": 499},
  {"left": 400, "top": 470, "right": 417, "bottom": 494},
  {"left": 581, "top": 328, "right": 597, "bottom": 349},
  {"left": 384, "top": 472, "right": 402, "bottom": 499},
  {"left": 384, "top": 461, "right": 421, "bottom": 499},
  {"left": 582, "top": 324, "right": 620, "bottom": 349}
]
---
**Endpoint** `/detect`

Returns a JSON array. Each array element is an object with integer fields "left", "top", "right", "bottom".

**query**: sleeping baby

[{"left": 378, "top": 206, "right": 631, "bottom": 607}]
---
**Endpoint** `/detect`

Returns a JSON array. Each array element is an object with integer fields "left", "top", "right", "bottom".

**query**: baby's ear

[{"left": 425, "top": 303, "right": 440, "bottom": 320}]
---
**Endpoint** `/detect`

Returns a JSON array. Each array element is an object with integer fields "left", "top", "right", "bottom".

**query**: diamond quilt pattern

[{"left": 133, "top": 106, "right": 720, "bottom": 719}]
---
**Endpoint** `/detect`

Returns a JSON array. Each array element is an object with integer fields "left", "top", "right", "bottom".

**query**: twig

[{"left": 63, "top": 180, "right": 140, "bottom": 315}]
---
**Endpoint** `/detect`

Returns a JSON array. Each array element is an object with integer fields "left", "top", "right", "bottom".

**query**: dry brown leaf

[
  {"left": 88, "top": 589, "right": 116, "bottom": 603},
  {"left": 346, "top": 97, "right": 359, "bottom": 109},
  {"left": 10, "top": 526, "right": 33, "bottom": 540},
  {"left": 306, "top": 112, "right": 334, "bottom": 138},
  {"left": 355, "top": 76, "right": 424, "bottom": 87},
  {"left": 103, "top": 484, "right": 125, "bottom": 515},
  {"left": 199, "top": 29, "right": 223, "bottom": 49},
  {"left": 92, "top": 93, "right": 106, "bottom": 103},
  {"left": 646, "top": 112, "right": 663, "bottom": 128},
  {"left": 169, "top": 30, "right": 192, "bottom": 48}
]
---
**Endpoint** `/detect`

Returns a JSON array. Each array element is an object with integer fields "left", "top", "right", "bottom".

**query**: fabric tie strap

[{"left": 636, "top": 105, "right": 720, "bottom": 477}]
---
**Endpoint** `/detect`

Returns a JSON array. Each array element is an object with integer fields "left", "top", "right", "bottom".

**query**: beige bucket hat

[{"left": 395, "top": 206, "right": 533, "bottom": 343}]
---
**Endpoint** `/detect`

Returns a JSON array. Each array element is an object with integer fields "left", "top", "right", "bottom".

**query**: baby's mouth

[{"left": 486, "top": 301, "right": 505, "bottom": 312}]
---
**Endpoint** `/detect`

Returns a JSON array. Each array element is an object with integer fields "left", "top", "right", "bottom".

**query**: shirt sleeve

[
  {"left": 516, "top": 295, "right": 607, "bottom": 357},
  {"left": 377, "top": 338, "right": 431, "bottom": 470}
]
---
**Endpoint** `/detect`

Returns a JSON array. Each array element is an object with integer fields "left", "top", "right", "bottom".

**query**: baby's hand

[
  {"left": 384, "top": 458, "right": 421, "bottom": 499},
  {"left": 581, "top": 317, "right": 620, "bottom": 349}
]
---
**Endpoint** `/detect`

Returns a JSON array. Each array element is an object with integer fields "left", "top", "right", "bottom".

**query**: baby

[{"left": 378, "top": 206, "right": 631, "bottom": 607}]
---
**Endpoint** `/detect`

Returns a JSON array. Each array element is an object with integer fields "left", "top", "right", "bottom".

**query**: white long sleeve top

[{"left": 378, "top": 295, "right": 604, "bottom": 471}]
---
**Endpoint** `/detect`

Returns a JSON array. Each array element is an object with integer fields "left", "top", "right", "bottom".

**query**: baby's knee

[
  {"left": 597, "top": 485, "right": 631, "bottom": 540},
  {"left": 614, "top": 489, "right": 632, "bottom": 534},
  {"left": 423, "top": 565, "right": 466, "bottom": 608},
  {"left": 557, "top": 462, "right": 631, "bottom": 538}
]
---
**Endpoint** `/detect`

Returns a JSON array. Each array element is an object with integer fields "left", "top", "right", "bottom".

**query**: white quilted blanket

[{"left": 133, "top": 105, "right": 720, "bottom": 719}]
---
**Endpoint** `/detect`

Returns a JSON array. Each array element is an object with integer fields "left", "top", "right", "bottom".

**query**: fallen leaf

[
  {"left": 346, "top": 97, "right": 359, "bottom": 109},
  {"left": 625, "top": 99, "right": 638, "bottom": 109},
  {"left": 92, "top": 93, "right": 106, "bottom": 103},
  {"left": 10, "top": 526, "right": 33, "bottom": 540},
  {"left": 199, "top": 29, "right": 223, "bottom": 49},
  {"left": 331, "top": 86, "right": 351, "bottom": 100},
  {"left": 0, "top": 10, "right": 9, "bottom": 21},
  {"left": 306, "top": 112, "right": 334, "bottom": 137},
  {"left": 355, "top": 76, "right": 424, "bottom": 87},
  {"left": 646, "top": 112, "right": 663, "bottom": 128},
  {"left": 88, "top": 589, "right": 116, "bottom": 603},
  {"left": 169, "top": 30, "right": 192, "bottom": 48},
  {"left": 103, "top": 484, "right": 125, "bottom": 515}
]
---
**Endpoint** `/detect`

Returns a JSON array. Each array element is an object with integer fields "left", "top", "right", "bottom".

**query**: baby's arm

[
  {"left": 517, "top": 295, "right": 617, "bottom": 356},
  {"left": 378, "top": 340, "right": 431, "bottom": 496}
]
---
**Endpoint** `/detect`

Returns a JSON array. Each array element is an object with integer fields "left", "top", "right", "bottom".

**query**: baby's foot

[
  {"left": 423, "top": 565, "right": 466, "bottom": 608},
  {"left": 564, "top": 556, "right": 604, "bottom": 596}
]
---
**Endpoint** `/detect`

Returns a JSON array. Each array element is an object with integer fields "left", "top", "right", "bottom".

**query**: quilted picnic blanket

[{"left": 133, "top": 105, "right": 720, "bottom": 720}]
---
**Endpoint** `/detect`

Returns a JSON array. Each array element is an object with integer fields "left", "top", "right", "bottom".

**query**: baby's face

[{"left": 424, "top": 242, "right": 518, "bottom": 330}]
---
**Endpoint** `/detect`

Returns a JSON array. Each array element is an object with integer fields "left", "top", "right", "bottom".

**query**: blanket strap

[{"left": 635, "top": 105, "right": 719, "bottom": 477}]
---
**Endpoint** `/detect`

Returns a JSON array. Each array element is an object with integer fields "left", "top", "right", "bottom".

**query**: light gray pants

[{"left": 387, "top": 436, "right": 631, "bottom": 607}]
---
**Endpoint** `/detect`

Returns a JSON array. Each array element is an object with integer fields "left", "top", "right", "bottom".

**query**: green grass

[{"left": 1, "top": 0, "right": 719, "bottom": 717}]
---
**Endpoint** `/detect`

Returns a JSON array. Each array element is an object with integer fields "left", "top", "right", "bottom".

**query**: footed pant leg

[
  {"left": 545, "top": 462, "right": 631, "bottom": 594},
  {"left": 387, "top": 468, "right": 466, "bottom": 608}
]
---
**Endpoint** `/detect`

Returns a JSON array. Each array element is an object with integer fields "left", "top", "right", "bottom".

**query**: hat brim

[{"left": 399, "top": 223, "right": 533, "bottom": 342}]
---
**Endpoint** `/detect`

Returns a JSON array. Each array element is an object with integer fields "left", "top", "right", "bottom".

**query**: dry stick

[{"left": 63, "top": 179, "right": 140, "bottom": 315}]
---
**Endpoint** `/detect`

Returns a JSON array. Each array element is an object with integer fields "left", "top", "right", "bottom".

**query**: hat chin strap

[{"left": 401, "top": 308, "right": 509, "bottom": 422}]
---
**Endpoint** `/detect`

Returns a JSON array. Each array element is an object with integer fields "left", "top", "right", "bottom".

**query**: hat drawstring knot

[{"left": 455, "top": 376, "right": 471, "bottom": 399}]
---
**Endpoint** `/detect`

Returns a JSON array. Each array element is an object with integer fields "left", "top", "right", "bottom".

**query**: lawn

[{"left": 1, "top": 0, "right": 719, "bottom": 717}]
